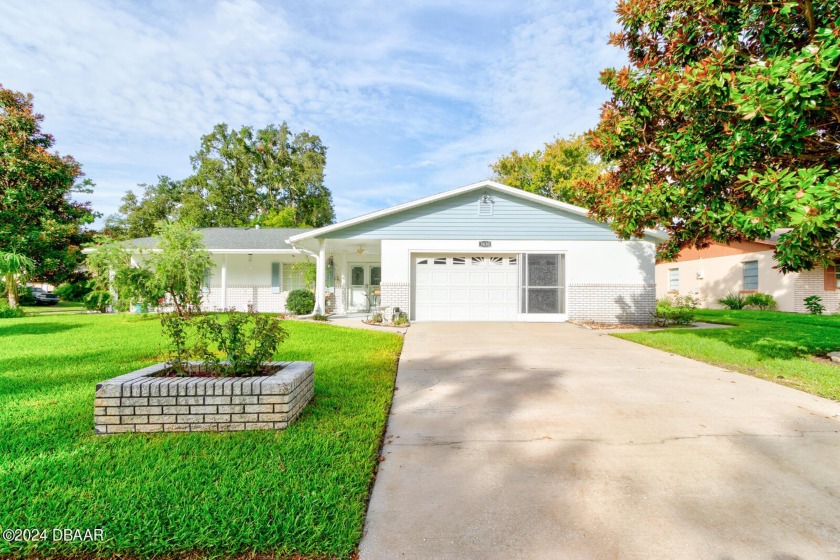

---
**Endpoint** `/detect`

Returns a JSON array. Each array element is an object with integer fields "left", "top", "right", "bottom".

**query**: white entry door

[
  {"left": 413, "top": 255, "right": 518, "bottom": 321},
  {"left": 349, "top": 264, "right": 381, "bottom": 311}
]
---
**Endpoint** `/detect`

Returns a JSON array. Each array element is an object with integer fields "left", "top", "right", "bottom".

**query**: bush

[
  {"left": 744, "top": 292, "right": 776, "bottom": 310},
  {"left": 653, "top": 293, "right": 697, "bottom": 326},
  {"left": 718, "top": 292, "right": 748, "bottom": 310},
  {"left": 804, "top": 295, "right": 825, "bottom": 315},
  {"left": 18, "top": 286, "right": 35, "bottom": 306},
  {"left": 286, "top": 289, "right": 315, "bottom": 315},
  {"left": 312, "top": 313, "right": 328, "bottom": 322},
  {"left": 161, "top": 309, "right": 289, "bottom": 377},
  {"left": 83, "top": 290, "right": 111, "bottom": 313},
  {"left": 369, "top": 312, "right": 383, "bottom": 324},
  {"left": 55, "top": 281, "right": 92, "bottom": 302},
  {"left": 0, "top": 302, "right": 25, "bottom": 318}
]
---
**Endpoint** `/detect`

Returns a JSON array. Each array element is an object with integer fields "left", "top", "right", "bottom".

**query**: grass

[
  {"left": 615, "top": 309, "right": 840, "bottom": 401},
  {"left": 20, "top": 301, "right": 85, "bottom": 315},
  {"left": 0, "top": 313, "right": 403, "bottom": 559}
]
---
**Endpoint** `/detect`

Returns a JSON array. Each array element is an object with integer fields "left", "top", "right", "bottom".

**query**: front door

[{"left": 349, "top": 264, "right": 381, "bottom": 311}]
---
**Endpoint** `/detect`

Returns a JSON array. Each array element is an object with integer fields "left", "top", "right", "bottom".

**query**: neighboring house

[
  {"left": 129, "top": 181, "right": 666, "bottom": 323},
  {"left": 654, "top": 234, "right": 839, "bottom": 313}
]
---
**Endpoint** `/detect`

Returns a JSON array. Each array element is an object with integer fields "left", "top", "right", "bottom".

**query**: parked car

[{"left": 30, "top": 287, "right": 59, "bottom": 306}]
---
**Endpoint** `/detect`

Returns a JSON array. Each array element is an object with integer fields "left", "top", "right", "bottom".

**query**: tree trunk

[{"left": 5, "top": 274, "right": 18, "bottom": 309}]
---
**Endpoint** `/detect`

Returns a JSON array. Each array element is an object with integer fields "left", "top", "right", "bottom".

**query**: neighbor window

[
  {"left": 520, "top": 254, "right": 565, "bottom": 314},
  {"left": 282, "top": 263, "right": 307, "bottom": 292},
  {"left": 668, "top": 268, "right": 679, "bottom": 292},
  {"left": 271, "top": 263, "right": 281, "bottom": 293},
  {"left": 743, "top": 261, "right": 759, "bottom": 290}
]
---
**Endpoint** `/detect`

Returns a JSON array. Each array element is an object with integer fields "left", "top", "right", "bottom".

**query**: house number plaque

[{"left": 479, "top": 241, "right": 491, "bottom": 248}]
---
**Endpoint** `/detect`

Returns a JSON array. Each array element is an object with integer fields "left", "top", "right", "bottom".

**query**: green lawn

[
  {"left": 615, "top": 309, "right": 840, "bottom": 400},
  {"left": 20, "top": 301, "right": 85, "bottom": 315},
  {"left": 0, "top": 314, "right": 403, "bottom": 559}
]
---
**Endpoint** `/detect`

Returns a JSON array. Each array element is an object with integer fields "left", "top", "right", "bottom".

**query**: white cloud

[{"left": 0, "top": 0, "right": 625, "bottom": 223}]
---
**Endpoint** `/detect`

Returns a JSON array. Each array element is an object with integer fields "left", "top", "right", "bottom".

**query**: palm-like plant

[{"left": 0, "top": 251, "right": 35, "bottom": 308}]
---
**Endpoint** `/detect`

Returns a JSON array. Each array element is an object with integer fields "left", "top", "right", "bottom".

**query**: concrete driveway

[{"left": 359, "top": 323, "right": 840, "bottom": 560}]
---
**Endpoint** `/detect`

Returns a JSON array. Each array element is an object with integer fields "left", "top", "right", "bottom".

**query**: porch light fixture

[{"left": 356, "top": 245, "right": 365, "bottom": 255}]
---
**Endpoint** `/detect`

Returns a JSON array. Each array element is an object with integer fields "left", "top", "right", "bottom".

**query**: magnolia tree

[{"left": 583, "top": 1, "right": 840, "bottom": 271}]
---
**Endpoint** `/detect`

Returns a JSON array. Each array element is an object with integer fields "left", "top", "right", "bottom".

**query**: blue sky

[{"left": 0, "top": 0, "right": 625, "bottom": 224}]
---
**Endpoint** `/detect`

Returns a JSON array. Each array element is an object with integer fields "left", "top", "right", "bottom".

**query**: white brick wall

[
  {"left": 793, "top": 268, "right": 840, "bottom": 314},
  {"left": 201, "top": 284, "right": 291, "bottom": 314},
  {"left": 380, "top": 282, "right": 411, "bottom": 315},
  {"left": 568, "top": 283, "right": 656, "bottom": 324}
]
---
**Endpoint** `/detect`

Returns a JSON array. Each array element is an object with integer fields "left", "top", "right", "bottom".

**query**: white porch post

[
  {"left": 220, "top": 254, "right": 227, "bottom": 309},
  {"left": 314, "top": 239, "right": 327, "bottom": 314}
]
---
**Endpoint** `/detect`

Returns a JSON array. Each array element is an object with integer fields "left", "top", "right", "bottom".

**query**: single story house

[
  {"left": 131, "top": 181, "right": 667, "bottom": 323},
  {"left": 655, "top": 233, "right": 839, "bottom": 313}
]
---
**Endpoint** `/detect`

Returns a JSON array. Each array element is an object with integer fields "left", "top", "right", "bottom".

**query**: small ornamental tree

[
  {"left": 583, "top": 1, "right": 840, "bottom": 272},
  {"left": 0, "top": 251, "right": 35, "bottom": 308},
  {"left": 147, "top": 221, "right": 212, "bottom": 316}
]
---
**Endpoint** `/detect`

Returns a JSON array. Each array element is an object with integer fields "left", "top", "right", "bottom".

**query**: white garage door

[{"left": 413, "top": 255, "right": 518, "bottom": 321}]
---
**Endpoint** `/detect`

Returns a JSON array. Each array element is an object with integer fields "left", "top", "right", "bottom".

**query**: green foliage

[
  {"left": 147, "top": 221, "right": 211, "bottom": 316},
  {"left": 653, "top": 294, "right": 697, "bottom": 326},
  {"left": 491, "top": 134, "right": 604, "bottom": 202},
  {"left": 616, "top": 309, "right": 840, "bottom": 401},
  {"left": 311, "top": 313, "right": 328, "bottom": 322},
  {"left": 744, "top": 292, "right": 777, "bottom": 311},
  {"left": 0, "top": 302, "right": 25, "bottom": 318},
  {"left": 54, "top": 281, "right": 92, "bottom": 302},
  {"left": 584, "top": 3, "right": 840, "bottom": 272},
  {"left": 286, "top": 289, "right": 315, "bottom": 315},
  {"left": 392, "top": 314, "right": 408, "bottom": 326},
  {"left": 369, "top": 311, "right": 384, "bottom": 324},
  {"left": 718, "top": 292, "right": 749, "bottom": 310},
  {"left": 83, "top": 290, "right": 111, "bottom": 313},
  {"left": 85, "top": 235, "right": 159, "bottom": 311},
  {"left": 0, "top": 251, "right": 35, "bottom": 308},
  {"left": 293, "top": 259, "right": 317, "bottom": 291},
  {"left": 0, "top": 86, "right": 96, "bottom": 284},
  {"left": 109, "top": 123, "right": 334, "bottom": 237},
  {"left": 191, "top": 310, "right": 289, "bottom": 377},
  {"left": 160, "top": 313, "right": 191, "bottom": 373},
  {"left": 804, "top": 295, "right": 825, "bottom": 315},
  {"left": 0, "top": 314, "right": 402, "bottom": 558},
  {"left": 17, "top": 286, "right": 35, "bottom": 306}
]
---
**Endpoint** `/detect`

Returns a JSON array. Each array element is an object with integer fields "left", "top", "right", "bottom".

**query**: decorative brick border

[{"left": 94, "top": 361, "right": 314, "bottom": 435}]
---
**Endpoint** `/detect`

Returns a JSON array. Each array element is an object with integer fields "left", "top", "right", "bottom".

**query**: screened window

[
  {"left": 743, "top": 261, "right": 759, "bottom": 290},
  {"left": 282, "top": 263, "right": 306, "bottom": 292},
  {"left": 271, "top": 263, "right": 281, "bottom": 293},
  {"left": 668, "top": 268, "right": 679, "bottom": 291},
  {"left": 202, "top": 269, "right": 212, "bottom": 293},
  {"left": 520, "top": 254, "right": 565, "bottom": 314}
]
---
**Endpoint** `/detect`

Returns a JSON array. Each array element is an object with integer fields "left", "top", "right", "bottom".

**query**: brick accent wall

[
  {"left": 794, "top": 268, "right": 840, "bottom": 314},
  {"left": 94, "top": 361, "right": 313, "bottom": 434},
  {"left": 380, "top": 282, "right": 411, "bottom": 315},
  {"left": 568, "top": 283, "right": 655, "bottom": 324}
]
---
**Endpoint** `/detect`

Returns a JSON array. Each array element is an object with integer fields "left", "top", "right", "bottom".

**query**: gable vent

[{"left": 478, "top": 194, "right": 493, "bottom": 216}]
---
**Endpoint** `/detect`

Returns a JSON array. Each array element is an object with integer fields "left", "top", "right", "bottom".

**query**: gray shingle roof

[{"left": 129, "top": 227, "right": 311, "bottom": 251}]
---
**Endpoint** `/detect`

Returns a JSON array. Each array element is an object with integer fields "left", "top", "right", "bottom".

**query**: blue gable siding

[{"left": 325, "top": 190, "right": 619, "bottom": 240}]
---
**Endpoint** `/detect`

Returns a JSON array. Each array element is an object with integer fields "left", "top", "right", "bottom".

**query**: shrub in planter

[
  {"left": 286, "top": 289, "right": 315, "bottom": 315},
  {"left": 0, "top": 302, "right": 25, "bottom": 318},
  {"left": 55, "top": 281, "right": 92, "bottom": 302},
  {"left": 718, "top": 292, "right": 748, "bottom": 310},
  {"left": 744, "top": 292, "right": 776, "bottom": 310},
  {"left": 83, "top": 290, "right": 112, "bottom": 313}
]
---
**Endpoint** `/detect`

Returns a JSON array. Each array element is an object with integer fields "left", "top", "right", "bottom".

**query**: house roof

[
  {"left": 287, "top": 180, "right": 669, "bottom": 244},
  {"left": 129, "top": 227, "right": 310, "bottom": 253}
]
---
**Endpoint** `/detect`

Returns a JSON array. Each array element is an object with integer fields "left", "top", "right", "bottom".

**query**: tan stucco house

[{"left": 655, "top": 233, "right": 839, "bottom": 313}]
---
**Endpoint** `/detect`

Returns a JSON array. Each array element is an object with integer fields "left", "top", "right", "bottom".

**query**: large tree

[
  {"left": 583, "top": 1, "right": 840, "bottom": 271},
  {"left": 111, "top": 123, "right": 334, "bottom": 237},
  {"left": 491, "top": 135, "right": 605, "bottom": 203},
  {"left": 0, "top": 85, "right": 96, "bottom": 284}
]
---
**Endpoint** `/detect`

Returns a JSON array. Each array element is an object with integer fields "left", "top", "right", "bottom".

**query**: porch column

[
  {"left": 314, "top": 239, "right": 327, "bottom": 315},
  {"left": 220, "top": 255, "right": 227, "bottom": 309}
]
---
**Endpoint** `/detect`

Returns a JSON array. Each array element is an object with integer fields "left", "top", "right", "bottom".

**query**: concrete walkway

[{"left": 359, "top": 322, "right": 840, "bottom": 560}]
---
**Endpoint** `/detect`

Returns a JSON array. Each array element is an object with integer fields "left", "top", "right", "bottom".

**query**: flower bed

[{"left": 94, "top": 361, "right": 313, "bottom": 434}]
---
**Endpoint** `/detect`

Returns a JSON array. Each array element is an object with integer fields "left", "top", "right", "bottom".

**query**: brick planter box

[{"left": 94, "top": 361, "right": 313, "bottom": 435}]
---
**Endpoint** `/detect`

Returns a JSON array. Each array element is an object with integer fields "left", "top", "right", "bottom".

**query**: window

[
  {"left": 668, "top": 268, "right": 679, "bottom": 292},
  {"left": 271, "top": 263, "right": 281, "bottom": 293},
  {"left": 471, "top": 256, "right": 485, "bottom": 265},
  {"left": 836, "top": 267, "right": 840, "bottom": 289},
  {"left": 452, "top": 257, "right": 465, "bottom": 265},
  {"left": 743, "top": 261, "right": 759, "bottom": 290},
  {"left": 282, "top": 263, "right": 306, "bottom": 292},
  {"left": 202, "top": 269, "right": 212, "bottom": 293},
  {"left": 509, "top": 256, "right": 517, "bottom": 265},
  {"left": 417, "top": 259, "right": 428, "bottom": 265},
  {"left": 521, "top": 254, "right": 565, "bottom": 314},
  {"left": 489, "top": 257, "right": 504, "bottom": 265},
  {"left": 433, "top": 257, "right": 447, "bottom": 265}
]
